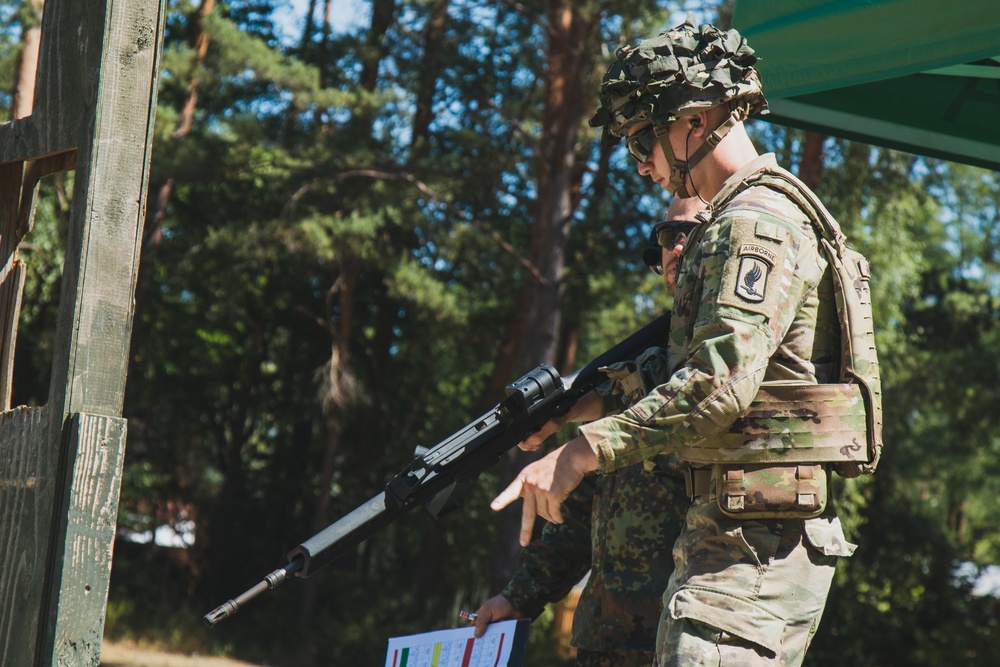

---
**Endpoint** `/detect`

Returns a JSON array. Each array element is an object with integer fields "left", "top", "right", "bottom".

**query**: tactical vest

[{"left": 681, "top": 165, "right": 883, "bottom": 518}]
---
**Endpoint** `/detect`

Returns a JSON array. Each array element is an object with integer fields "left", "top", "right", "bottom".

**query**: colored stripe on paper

[
  {"left": 460, "top": 638, "right": 475, "bottom": 667},
  {"left": 493, "top": 633, "right": 505, "bottom": 667}
]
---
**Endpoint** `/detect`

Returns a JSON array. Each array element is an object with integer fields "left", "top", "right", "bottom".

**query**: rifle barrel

[{"left": 202, "top": 559, "right": 302, "bottom": 627}]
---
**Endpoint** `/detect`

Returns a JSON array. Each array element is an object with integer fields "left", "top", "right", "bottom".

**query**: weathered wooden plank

[
  {"left": 0, "top": 260, "right": 25, "bottom": 409},
  {"left": 0, "top": 118, "right": 77, "bottom": 167},
  {"left": 0, "top": 0, "right": 98, "bottom": 166},
  {"left": 39, "top": 413, "right": 127, "bottom": 667},
  {"left": 0, "top": 406, "right": 50, "bottom": 667},
  {"left": 0, "top": 160, "right": 22, "bottom": 263},
  {"left": 0, "top": 159, "right": 24, "bottom": 408},
  {"left": 47, "top": 0, "right": 166, "bottom": 419}
]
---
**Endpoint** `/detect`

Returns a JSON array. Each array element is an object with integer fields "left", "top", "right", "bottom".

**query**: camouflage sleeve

[
  {"left": 580, "top": 205, "right": 824, "bottom": 472},
  {"left": 501, "top": 474, "right": 596, "bottom": 618}
]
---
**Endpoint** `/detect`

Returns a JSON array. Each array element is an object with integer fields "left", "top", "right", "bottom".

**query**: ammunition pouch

[
  {"left": 685, "top": 463, "right": 828, "bottom": 519},
  {"left": 715, "top": 463, "right": 827, "bottom": 519}
]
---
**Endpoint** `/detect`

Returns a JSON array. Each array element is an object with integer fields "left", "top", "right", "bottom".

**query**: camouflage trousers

[
  {"left": 575, "top": 648, "right": 655, "bottom": 667},
  {"left": 654, "top": 497, "right": 850, "bottom": 666}
]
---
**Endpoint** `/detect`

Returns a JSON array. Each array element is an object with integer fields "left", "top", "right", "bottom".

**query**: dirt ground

[{"left": 100, "top": 640, "right": 266, "bottom": 667}]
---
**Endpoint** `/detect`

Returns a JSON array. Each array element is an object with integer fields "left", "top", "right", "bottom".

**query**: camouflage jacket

[
  {"left": 502, "top": 459, "right": 688, "bottom": 656},
  {"left": 579, "top": 153, "right": 843, "bottom": 472}
]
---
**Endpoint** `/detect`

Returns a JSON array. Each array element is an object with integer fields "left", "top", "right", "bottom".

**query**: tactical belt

[{"left": 683, "top": 467, "right": 713, "bottom": 500}]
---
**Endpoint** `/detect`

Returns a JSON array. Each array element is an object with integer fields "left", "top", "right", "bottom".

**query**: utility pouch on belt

[{"left": 715, "top": 463, "right": 827, "bottom": 520}]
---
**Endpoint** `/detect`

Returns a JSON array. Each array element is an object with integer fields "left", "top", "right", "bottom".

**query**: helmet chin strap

[{"left": 654, "top": 104, "right": 750, "bottom": 199}]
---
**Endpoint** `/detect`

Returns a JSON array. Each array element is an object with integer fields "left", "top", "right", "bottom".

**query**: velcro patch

[{"left": 718, "top": 218, "right": 788, "bottom": 318}]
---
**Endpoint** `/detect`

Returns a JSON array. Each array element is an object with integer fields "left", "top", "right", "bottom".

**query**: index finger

[{"left": 490, "top": 476, "right": 524, "bottom": 511}]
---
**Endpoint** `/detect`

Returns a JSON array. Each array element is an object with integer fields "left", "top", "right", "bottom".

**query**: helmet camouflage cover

[{"left": 589, "top": 14, "right": 767, "bottom": 141}]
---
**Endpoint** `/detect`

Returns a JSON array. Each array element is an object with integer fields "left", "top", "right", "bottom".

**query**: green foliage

[{"left": 11, "top": 171, "right": 72, "bottom": 405}]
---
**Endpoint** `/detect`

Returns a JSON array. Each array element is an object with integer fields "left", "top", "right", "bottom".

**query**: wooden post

[{"left": 0, "top": 0, "right": 165, "bottom": 665}]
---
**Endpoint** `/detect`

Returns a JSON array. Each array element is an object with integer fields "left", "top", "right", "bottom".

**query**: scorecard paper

[{"left": 384, "top": 618, "right": 528, "bottom": 667}]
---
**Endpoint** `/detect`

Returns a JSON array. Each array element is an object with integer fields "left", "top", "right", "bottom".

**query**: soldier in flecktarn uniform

[
  {"left": 473, "top": 196, "right": 707, "bottom": 667},
  {"left": 491, "top": 14, "right": 883, "bottom": 667}
]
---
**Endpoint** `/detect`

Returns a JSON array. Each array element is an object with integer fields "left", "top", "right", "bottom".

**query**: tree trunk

[
  {"left": 557, "top": 321, "right": 579, "bottom": 376},
  {"left": 11, "top": 0, "right": 44, "bottom": 120},
  {"left": 360, "top": 0, "right": 396, "bottom": 92},
  {"left": 411, "top": 0, "right": 450, "bottom": 153},
  {"left": 489, "top": 0, "right": 600, "bottom": 594},
  {"left": 298, "top": 258, "right": 359, "bottom": 620},
  {"left": 299, "top": 3, "right": 399, "bottom": 620},
  {"left": 299, "top": 0, "right": 318, "bottom": 50},
  {"left": 321, "top": 0, "right": 333, "bottom": 56},
  {"left": 478, "top": 292, "right": 528, "bottom": 411},
  {"left": 344, "top": 0, "right": 396, "bottom": 140},
  {"left": 798, "top": 131, "right": 826, "bottom": 189}
]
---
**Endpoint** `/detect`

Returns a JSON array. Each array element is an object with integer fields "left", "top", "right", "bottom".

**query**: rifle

[{"left": 203, "top": 314, "right": 670, "bottom": 626}]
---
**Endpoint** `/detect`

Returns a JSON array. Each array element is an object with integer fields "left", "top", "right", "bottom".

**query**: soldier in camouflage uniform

[
  {"left": 492, "top": 15, "right": 881, "bottom": 667},
  {"left": 472, "top": 198, "right": 704, "bottom": 667},
  {"left": 478, "top": 464, "right": 686, "bottom": 667}
]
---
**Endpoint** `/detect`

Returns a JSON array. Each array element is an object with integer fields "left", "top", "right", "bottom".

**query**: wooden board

[
  {"left": 0, "top": 407, "right": 49, "bottom": 667},
  {"left": 0, "top": 0, "right": 166, "bottom": 664},
  {"left": 41, "top": 413, "right": 128, "bottom": 666}
]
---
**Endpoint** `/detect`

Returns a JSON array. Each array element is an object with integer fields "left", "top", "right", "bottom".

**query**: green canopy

[{"left": 731, "top": 0, "right": 1000, "bottom": 170}]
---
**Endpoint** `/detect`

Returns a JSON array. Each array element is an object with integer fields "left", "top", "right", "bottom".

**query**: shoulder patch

[
  {"left": 734, "top": 253, "right": 770, "bottom": 303},
  {"left": 717, "top": 217, "right": 788, "bottom": 318}
]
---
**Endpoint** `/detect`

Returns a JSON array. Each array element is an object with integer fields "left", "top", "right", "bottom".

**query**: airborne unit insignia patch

[
  {"left": 734, "top": 243, "right": 777, "bottom": 303},
  {"left": 718, "top": 218, "right": 788, "bottom": 318}
]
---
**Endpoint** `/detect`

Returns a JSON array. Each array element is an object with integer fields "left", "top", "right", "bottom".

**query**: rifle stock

[{"left": 203, "top": 314, "right": 670, "bottom": 626}]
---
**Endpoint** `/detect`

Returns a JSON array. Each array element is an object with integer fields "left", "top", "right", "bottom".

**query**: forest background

[{"left": 2, "top": 0, "right": 999, "bottom": 665}]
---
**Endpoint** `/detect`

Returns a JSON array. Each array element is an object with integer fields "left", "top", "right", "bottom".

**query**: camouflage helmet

[{"left": 589, "top": 15, "right": 767, "bottom": 141}]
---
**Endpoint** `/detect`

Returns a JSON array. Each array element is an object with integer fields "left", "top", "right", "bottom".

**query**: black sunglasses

[
  {"left": 626, "top": 124, "right": 659, "bottom": 163},
  {"left": 642, "top": 219, "right": 699, "bottom": 274}
]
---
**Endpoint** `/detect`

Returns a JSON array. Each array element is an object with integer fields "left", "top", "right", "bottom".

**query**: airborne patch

[
  {"left": 717, "top": 218, "right": 788, "bottom": 318},
  {"left": 734, "top": 244, "right": 776, "bottom": 303}
]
